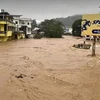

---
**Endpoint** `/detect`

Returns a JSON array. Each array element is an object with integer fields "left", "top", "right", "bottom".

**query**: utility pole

[{"left": 92, "top": 36, "right": 96, "bottom": 56}]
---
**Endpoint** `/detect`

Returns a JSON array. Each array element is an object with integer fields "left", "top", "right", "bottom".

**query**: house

[
  {"left": 32, "top": 27, "right": 44, "bottom": 38},
  {"left": 0, "top": 9, "right": 16, "bottom": 41},
  {"left": 19, "top": 18, "right": 33, "bottom": 38},
  {"left": 63, "top": 27, "right": 72, "bottom": 35},
  {"left": 13, "top": 16, "right": 33, "bottom": 38},
  {"left": 13, "top": 15, "right": 26, "bottom": 39},
  {"left": 13, "top": 15, "right": 22, "bottom": 31}
]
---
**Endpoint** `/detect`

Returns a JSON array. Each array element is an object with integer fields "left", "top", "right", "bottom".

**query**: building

[
  {"left": 0, "top": 9, "right": 16, "bottom": 41},
  {"left": 13, "top": 15, "right": 22, "bottom": 31},
  {"left": 13, "top": 15, "right": 33, "bottom": 38},
  {"left": 19, "top": 18, "right": 33, "bottom": 38},
  {"left": 63, "top": 27, "right": 72, "bottom": 35},
  {"left": 13, "top": 15, "right": 26, "bottom": 39},
  {"left": 0, "top": 9, "right": 33, "bottom": 41}
]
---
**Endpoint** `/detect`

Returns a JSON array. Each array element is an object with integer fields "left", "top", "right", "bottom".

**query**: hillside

[{"left": 54, "top": 15, "right": 82, "bottom": 27}]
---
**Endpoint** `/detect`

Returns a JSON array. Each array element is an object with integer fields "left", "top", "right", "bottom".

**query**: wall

[
  {"left": 0, "top": 24, "right": 4, "bottom": 31},
  {"left": 13, "top": 19, "right": 20, "bottom": 31},
  {"left": 19, "top": 20, "right": 32, "bottom": 28},
  {"left": 19, "top": 19, "right": 32, "bottom": 35},
  {"left": 6, "top": 31, "right": 12, "bottom": 36}
]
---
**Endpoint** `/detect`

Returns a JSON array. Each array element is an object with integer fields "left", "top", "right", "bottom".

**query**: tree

[
  {"left": 31, "top": 19, "right": 37, "bottom": 30},
  {"left": 39, "top": 19, "right": 64, "bottom": 38},
  {"left": 72, "top": 19, "right": 82, "bottom": 36}
]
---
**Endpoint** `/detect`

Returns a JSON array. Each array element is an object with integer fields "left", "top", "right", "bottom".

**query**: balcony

[
  {"left": 0, "top": 18, "right": 15, "bottom": 25},
  {"left": 0, "top": 31, "right": 6, "bottom": 34}
]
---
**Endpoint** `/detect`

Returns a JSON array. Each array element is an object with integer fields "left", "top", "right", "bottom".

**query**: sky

[{"left": 0, "top": 0, "right": 100, "bottom": 23}]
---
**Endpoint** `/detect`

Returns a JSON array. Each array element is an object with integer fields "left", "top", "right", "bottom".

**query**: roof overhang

[{"left": 12, "top": 15, "right": 22, "bottom": 17}]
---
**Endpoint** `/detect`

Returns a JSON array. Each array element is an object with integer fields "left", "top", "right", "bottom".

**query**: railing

[
  {"left": 0, "top": 31, "right": 6, "bottom": 34},
  {"left": 0, "top": 18, "right": 15, "bottom": 25}
]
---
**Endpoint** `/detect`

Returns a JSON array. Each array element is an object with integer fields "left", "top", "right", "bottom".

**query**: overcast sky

[{"left": 0, "top": 0, "right": 100, "bottom": 22}]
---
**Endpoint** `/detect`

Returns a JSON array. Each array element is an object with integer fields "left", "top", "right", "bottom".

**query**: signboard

[{"left": 81, "top": 14, "right": 100, "bottom": 36}]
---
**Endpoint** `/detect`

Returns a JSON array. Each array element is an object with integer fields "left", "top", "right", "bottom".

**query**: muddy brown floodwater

[{"left": 0, "top": 36, "right": 100, "bottom": 100}]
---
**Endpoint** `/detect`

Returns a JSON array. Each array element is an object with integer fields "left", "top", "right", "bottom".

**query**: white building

[
  {"left": 19, "top": 18, "right": 32, "bottom": 35},
  {"left": 64, "top": 27, "right": 72, "bottom": 35},
  {"left": 13, "top": 16, "right": 33, "bottom": 38},
  {"left": 13, "top": 15, "right": 22, "bottom": 32}
]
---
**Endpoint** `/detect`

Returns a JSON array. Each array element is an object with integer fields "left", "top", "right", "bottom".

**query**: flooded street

[{"left": 0, "top": 36, "right": 100, "bottom": 100}]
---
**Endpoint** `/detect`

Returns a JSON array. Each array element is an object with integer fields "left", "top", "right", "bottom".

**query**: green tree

[
  {"left": 72, "top": 19, "right": 82, "bottom": 36},
  {"left": 31, "top": 19, "right": 37, "bottom": 30},
  {"left": 39, "top": 19, "right": 64, "bottom": 38}
]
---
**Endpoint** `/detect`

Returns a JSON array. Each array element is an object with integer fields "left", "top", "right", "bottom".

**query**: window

[
  {"left": 15, "top": 21, "right": 18, "bottom": 24},
  {"left": 27, "top": 22, "right": 29, "bottom": 25},
  {"left": 8, "top": 26, "right": 12, "bottom": 31},
  {"left": 8, "top": 26, "right": 10, "bottom": 31},
  {"left": 4, "top": 25, "right": 7, "bottom": 32},
  {"left": 28, "top": 28, "right": 31, "bottom": 32}
]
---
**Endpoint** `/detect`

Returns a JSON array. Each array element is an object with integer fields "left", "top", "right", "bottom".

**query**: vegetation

[
  {"left": 31, "top": 19, "right": 37, "bottom": 30},
  {"left": 72, "top": 19, "right": 82, "bottom": 36},
  {"left": 53, "top": 15, "right": 82, "bottom": 27},
  {"left": 33, "top": 30, "right": 42, "bottom": 39},
  {"left": 34, "top": 33, "right": 42, "bottom": 39},
  {"left": 39, "top": 19, "right": 64, "bottom": 38}
]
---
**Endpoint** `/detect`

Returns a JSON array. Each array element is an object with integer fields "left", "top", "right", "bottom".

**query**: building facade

[
  {"left": 0, "top": 9, "right": 16, "bottom": 41},
  {"left": 13, "top": 16, "right": 33, "bottom": 38},
  {"left": 13, "top": 15, "right": 22, "bottom": 32},
  {"left": 19, "top": 18, "right": 32, "bottom": 38}
]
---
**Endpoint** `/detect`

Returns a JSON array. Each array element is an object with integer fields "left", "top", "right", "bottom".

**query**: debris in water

[
  {"left": 15, "top": 74, "right": 27, "bottom": 79},
  {"left": 23, "top": 56, "right": 29, "bottom": 60},
  {"left": 73, "top": 43, "right": 91, "bottom": 49},
  {"left": 31, "top": 77, "right": 34, "bottom": 79}
]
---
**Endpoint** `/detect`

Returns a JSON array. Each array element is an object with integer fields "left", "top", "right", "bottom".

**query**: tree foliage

[
  {"left": 31, "top": 19, "right": 37, "bottom": 30},
  {"left": 72, "top": 19, "right": 82, "bottom": 36},
  {"left": 39, "top": 19, "right": 64, "bottom": 38}
]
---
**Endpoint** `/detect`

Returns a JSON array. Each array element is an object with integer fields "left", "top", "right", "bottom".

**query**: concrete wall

[{"left": 0, "top": 24, "right": 4, "bottom": 31}]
